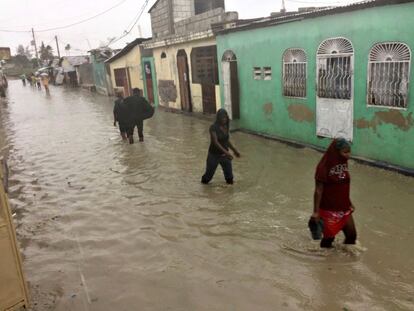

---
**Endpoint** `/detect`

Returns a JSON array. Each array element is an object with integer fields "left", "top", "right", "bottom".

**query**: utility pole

[
  {"left": 31, "top": 28, "right": 40, "bottom": 67},
  {"left": 281, "top": 0, "right": 287, "bottom": 13},
  {"left": 55, "top": 35, "right": 61, "bottom": 58}
]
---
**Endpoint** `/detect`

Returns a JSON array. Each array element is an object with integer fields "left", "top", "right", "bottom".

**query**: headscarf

[
  {"left": 215, "top": 109, "right": 230, "bottom": 128},
  {"left": 315, "top": 138, "right": 351, "bottom": 183}
]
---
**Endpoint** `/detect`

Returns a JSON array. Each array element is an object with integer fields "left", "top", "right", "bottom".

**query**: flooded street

[{"left": 1, "top": 80, "right": 414, "bottom": 311}]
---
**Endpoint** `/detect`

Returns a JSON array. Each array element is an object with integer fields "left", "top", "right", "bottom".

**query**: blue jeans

[{"left": 201, "top": 153, "right": 233, "bottom": 184}]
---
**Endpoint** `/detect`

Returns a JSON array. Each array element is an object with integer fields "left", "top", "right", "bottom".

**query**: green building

[{"left": 215, "top": 0, "right": 414, "bottom": 172}]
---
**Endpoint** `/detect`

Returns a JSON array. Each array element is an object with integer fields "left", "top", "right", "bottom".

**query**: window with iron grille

[
  {"left": 367, "top": 42, "right": 411, "bottom": 108},
  {"left": 317, "top": 38, "right": 353, "bottom": 100},
  {"left": 253, "top": 67, "right": 262, "bottom": 80},
  {"left": 283, "top": 49, "right": 307, "bottom": 97}
]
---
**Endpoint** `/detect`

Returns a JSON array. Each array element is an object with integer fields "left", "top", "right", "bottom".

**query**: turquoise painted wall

[
  {"left": 217, "top": 3, "right": 414, "bottom": 170},
  {"left": 141, "top": 56, "right": 159, "bottom": 107},
  {"left": 91, "top": 54, "right": 109, "bottom": 94}
]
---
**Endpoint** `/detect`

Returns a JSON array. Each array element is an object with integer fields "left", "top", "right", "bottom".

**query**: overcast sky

[{"left": 0, "top": 0, "right": 357, "bottom": 56}]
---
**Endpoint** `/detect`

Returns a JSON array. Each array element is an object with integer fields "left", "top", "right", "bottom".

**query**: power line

[
  {"left": 106, "top": 0, "right": 151, "bottom": 47},
  {"left": 0, "top": 0, "right": 128, "bottom": 33}
]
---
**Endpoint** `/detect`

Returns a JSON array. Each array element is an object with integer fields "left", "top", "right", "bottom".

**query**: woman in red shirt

[{"left": 311, "top": 138, "right": 357, "bottom": 248}]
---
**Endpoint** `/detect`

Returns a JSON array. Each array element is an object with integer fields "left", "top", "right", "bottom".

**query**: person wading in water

[
  {"left": 201, "top": 109, "right": 240, "bottom": 185},
  {"left": 113, "top": 90, "right": 128, "bottom": 140},
  {"left": 124, "top": 88, "right": 154, "bottom": 144},
  {"left": 311, "top": 138, "right": 357, "bottom": 248}
]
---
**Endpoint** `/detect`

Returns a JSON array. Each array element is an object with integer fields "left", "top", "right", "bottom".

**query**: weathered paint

[
  {"left": 108, "top": 45, "right": 145, "bottom": 92},
  {"left": 141, "top": 56, "right": 159, "bottom": 107},
  {"left": 91, "top": 54, "right": 111, "bottom": 96},
  {"left": 152, "top": 38, "right": 221, "bottom": 113},
  {"left": 217, "top": 2, "right": 414, "bottom": 170}
]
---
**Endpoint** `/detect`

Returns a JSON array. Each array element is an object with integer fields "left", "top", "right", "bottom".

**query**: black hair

[
  {"left": 132, "top": 88, "right": 141, "bottom": 95},
  {"left": 215, "top": 109, "right": 230, "bottom": 128}
]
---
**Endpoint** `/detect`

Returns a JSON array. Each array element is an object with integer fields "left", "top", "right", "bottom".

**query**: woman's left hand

[
  {"left": 234, "top": 150, "right": 241, "bottom": 158},
  {"left": 350, "top": 204, "right": 356, "bottom": 213}
]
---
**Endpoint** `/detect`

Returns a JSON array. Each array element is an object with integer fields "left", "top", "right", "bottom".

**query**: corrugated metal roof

[
  {"left": 105, "top": 38, "right": 151, "bottom": 64},
  {"left": 216, "top": 0, "right": 414, "bottom": 35}
]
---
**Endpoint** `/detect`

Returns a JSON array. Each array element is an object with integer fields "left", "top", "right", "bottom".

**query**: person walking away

[
  {"left": 124, "top": 88, "right": 154, "bottom": 144},
  {"left": 310, "top": 138, "right": 357, "bottom": 248},
  {"left": 41, "top": 75, "right": 50, "bottom": 94},
  {"left": 201, "top": 109, "right": 240, "bottom": 185},
  {"left": 36, "top": 75, "right": 41, "bottom": 90},
  {"left": 21, "top": 74, "right": 26, "bottom": 86},
  {"left": 113, "top": 91, "right": 128, "bottom": 140},
  {"left": 31, "top": 75, "right": 37, "bottom": 88}
]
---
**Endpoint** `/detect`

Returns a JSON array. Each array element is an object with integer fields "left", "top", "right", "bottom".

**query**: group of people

[
  {"left": 21, "top": 73, "right": 50, "bottom": 94},
  {"left": 201, "top": 109, "right": 357, "bottom": 249},
  {"left": 113, "top": 88, "right": 154, "bottom": 144},
  {"left": 113, "top": 98, "right": 358, "bottom": 248}
]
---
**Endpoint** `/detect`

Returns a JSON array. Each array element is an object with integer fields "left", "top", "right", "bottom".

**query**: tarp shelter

[{"left": 0, "top": 159, "right": 29, "bottom": 310}]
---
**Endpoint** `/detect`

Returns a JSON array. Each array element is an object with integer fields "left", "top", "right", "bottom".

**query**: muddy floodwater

[{"left": 1, "top": 81, "right": 414, "bottom": 311}]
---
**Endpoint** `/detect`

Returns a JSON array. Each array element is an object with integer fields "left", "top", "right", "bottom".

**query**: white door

[
  {"left": 316, "top": 38, "right": 354, "bottom": 141},
  {"left": 222, "top": 61, "right": 232, "bottom": 119}
]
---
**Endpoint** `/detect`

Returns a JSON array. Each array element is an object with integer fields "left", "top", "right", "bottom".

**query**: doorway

[
  {"left": 114, "top": 67, "right": 131, "bottom": 97},
  {"left": 177, "top": 50, "right": 192, "bottom": 112},
  {"left": 222, "top": 50, "right": 240, "bottom": 119},
  {"left": 144, "top": 61, "right": 155, "bottom": 104},
  {"left": 316, "top": 37, "right": 354, "bottom": 141}
]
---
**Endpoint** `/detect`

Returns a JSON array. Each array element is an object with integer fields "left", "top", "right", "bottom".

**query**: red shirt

[{"left": 315, "top": 141, "right": 351, "bottom": 212}]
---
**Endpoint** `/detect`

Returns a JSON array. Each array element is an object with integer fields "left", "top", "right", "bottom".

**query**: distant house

[
  {"left": 89, "top": 48, "right": 114, "bottom": 96},
  {"left": 59, "top": 56, "right": 90, "bottom": 87},
  {"left": 105, "top": 38, "right": 151, "bottom": 97}
]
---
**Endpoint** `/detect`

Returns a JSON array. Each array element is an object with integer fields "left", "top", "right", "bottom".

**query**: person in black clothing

[
  {"left": 124, "top": 88, "right": 154, "bottom": 144},
  {"left": 113, "top": 91, "right": 127, "bottom": 140},
  {"left": 201, "top": 109, "right": 240, "bottom": 185}
]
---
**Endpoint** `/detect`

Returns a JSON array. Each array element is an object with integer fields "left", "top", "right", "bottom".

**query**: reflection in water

[{"left": 0, "top": 81, "right": 413, "bottom": 311}]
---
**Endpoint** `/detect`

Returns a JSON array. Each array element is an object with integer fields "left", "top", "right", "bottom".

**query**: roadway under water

[{"left": 1, "top": 81, "right": 413, "bottom": 310}]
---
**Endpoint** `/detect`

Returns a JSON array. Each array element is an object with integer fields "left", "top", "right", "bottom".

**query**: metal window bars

[
  {"left": 317, "top": 37, "right": 354, "bottom": 100},
  {"left": 367, "top": 42, "right": 411, "bottom": 108},
  {"left": 283, "top": 49, "right": 307, "bottom": 98}
]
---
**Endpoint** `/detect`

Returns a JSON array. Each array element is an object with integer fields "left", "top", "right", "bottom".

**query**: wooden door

[
  {"left": 177, "top": 51, "right": 192, "bottom": 112},
  {"left": 230, "top": 61, "right": 240, "bottom": 119},
  {"left": 114, "top": 68, "right": 130, "bottom": 97},
  {"left": 144, "top": 62, "right": 154, "bottom": 104},
  {"left": 201, "top": 83, "right": 216, "bottom": 114}
]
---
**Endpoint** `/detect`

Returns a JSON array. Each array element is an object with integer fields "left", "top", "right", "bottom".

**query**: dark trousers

[
  {"left": 127, "top": 120, "right": 144, "bottom": 138},
  {"left": 201, "top": 152, "right": 233, "bottom": 184},
  {"left": 320, "top": 215, "right": 357, "bottom": 248}
]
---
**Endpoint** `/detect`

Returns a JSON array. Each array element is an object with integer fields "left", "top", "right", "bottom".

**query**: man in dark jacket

[
  {"left": 113, "top": 90, "right": 128, "bottom": 140},
  {"left": 124, "top": 88, "right": 154, "bottom": 144}
]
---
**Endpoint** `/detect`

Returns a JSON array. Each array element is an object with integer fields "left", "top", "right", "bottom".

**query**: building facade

[
  {"left": 215, "top": 0, "right": 414, "bottom": 171},
  {"left": 106, "top": 38, "right": 150, "bottom": 97},
  {"left": 145, "top": 0, "right": 237, "bottom": 113}
]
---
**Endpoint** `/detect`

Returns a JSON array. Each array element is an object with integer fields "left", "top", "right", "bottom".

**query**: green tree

[
  {"left": 16, "top": 44, "right": 25, "bottom": 56},
  {"left": 39, "top": 41, "right": 54, "bottom": 62}
]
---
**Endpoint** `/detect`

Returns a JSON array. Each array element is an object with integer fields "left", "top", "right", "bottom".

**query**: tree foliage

[{"left": 39, "top": 41, "right": 54, "bottom": 62}]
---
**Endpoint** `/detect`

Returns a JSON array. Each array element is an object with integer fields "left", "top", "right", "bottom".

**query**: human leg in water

[
  {"left": 219, "top": 157, "right": 234, "bottom": 184},
  {"left": 201, "top": 153, "right": 220, "bottom": 184},
  {"left": 342, "top": 215, "right": 357, "bottom": 245}
]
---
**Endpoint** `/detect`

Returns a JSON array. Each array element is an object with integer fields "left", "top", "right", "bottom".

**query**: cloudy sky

[{"left": 0, "top": 0, "right": 357, "bottom": 56}]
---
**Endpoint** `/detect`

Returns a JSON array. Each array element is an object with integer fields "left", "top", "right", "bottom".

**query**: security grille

[
  {"left": 253, "top": 67, "right": 262, "bottom": 80},
  {"left": 367, "top": 42, "right": 411, "bottom": 108},
  {"left": 317, "top": 38, "right": 353, "bottom": 100},
  {"left": 283, "top": 49, "right": 307, "bottom": 97}
]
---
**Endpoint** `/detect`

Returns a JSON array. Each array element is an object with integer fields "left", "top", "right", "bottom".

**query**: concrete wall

[
  {"left": 78, "top": 63, "right": 94, "bottom": 86},
  {"left": 150, "top": 0, "right": 173, "bottom": 39},
  {"left": 92, "top": 57, "right": 110, "bottom": 96},
  {"left": 217, "top": 2, "right": 414, "bottom": 170},
  {"left": 153, "top": 37, "right": 221, "bottom": 113},
  {"left": 174, "top": 8, "right": 237, "bottom": 35},
  {"left": 108, "top": 45, "right": 145, "bottom": 92},
  {"left": 172, "top": 0, "right": 194, "bottom": 23}
]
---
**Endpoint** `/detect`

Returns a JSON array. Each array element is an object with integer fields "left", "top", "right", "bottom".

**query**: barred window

[
  {"left": 367, "top": 42, "right": 411, "bottom": 108},
  {"left": 283, "top": 49, "right": 307, "bottom": 97},
  {"left": 317, "top": 38, "right": 353, "bottom": 100},
  {"left": 264, "top": 67, "right": 272, "bottom": 80}
]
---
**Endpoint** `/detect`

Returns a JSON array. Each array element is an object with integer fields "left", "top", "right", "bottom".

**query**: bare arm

[
  {"left": 227, "top": 140, "right": 240, "bottom": 157},
  {"left": 211, "top": 131, "right": 232, "bottom": 158},
  {"left": 313, "top": 181, "right": 324, "bottom": 218}
]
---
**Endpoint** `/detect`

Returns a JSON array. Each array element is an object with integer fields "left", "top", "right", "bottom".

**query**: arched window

[
  {"left": 317, "top": 37, "right": 353, "bottom": 100},
  {"left": 161, "top": 52, "right": 167, "bottom": 59},
  {"left": 367, "top": 42, "right": 411, "bottom": 108},
  {"left": 282, "top": 48, "right": 307, "bottom": 97}
]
